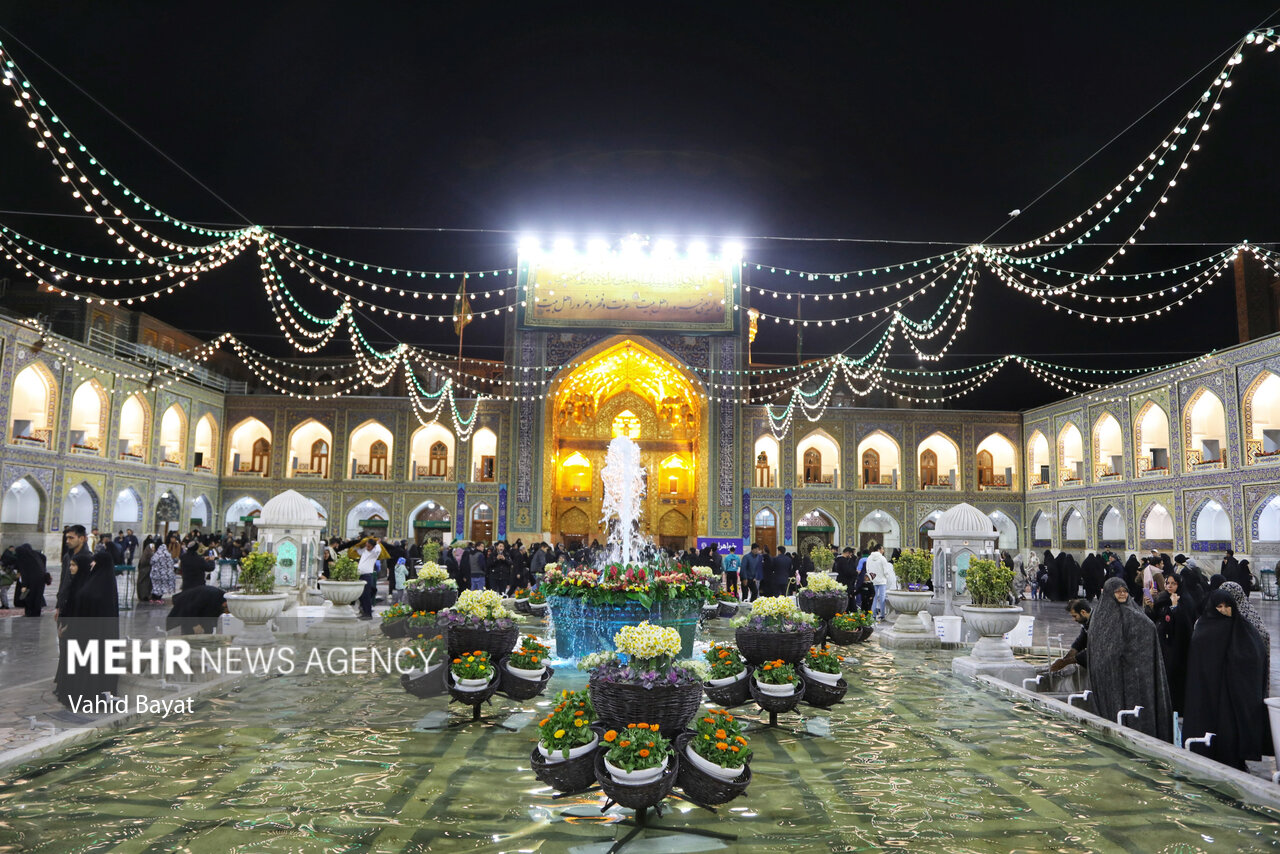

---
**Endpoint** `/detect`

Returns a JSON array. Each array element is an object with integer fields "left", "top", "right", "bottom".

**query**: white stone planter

[
  {"left": 318, "top": 580, "right": 367, "bottom": 622},
  {"left": 604, "top": 755, "right": 668, "bottom": 786},
  {"left": 224, "top": 592, "right": 288, "bottom": 645},
  {"left": 960, "top": 605, "right": 1023, "bottom": 662},
  {"left": 538, "top": 733, "right": 598, "bottom": 764},
  {"left": 707, "top": 668, "right": 747, "bottom": 688},
  {"left": 801, "top": 663, "right": 841, "bottom": 686},
  {"left": 685, "top": 744, "right": 745, "bottom": 781},
  {"left": 506, "top": 661, "right": 546, "bottom": 681},
  {"left": 756, "top": 680, "right": 796, "bottom": 697},
  {"left": 529, "top": 602, "right": 548, "bottom": 614},
  {"left": 1264, "top": 697, "right": 1280, "bottom": 770},
  {"left": 453, "top": 671, "right": 495, "bottom": 691},
  {"left": 885, "top": 589, "right": 934, "bottom": 633}
]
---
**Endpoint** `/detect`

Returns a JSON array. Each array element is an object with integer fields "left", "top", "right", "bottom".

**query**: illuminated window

[
  {"left": 561, "top": 451, "right": 592, "bottom": 493},
  {"left": 612, "top": 410, "right": 641, "bottom": 439}
]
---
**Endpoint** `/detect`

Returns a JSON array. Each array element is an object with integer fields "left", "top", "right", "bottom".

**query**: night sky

[{"left": 2, "top": 3, "right": 1278, "bottom": 409}]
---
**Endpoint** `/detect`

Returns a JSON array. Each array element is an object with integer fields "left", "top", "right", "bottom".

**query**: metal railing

[{"left": 85, "top": 327, "right": 246, "bottom": 393}]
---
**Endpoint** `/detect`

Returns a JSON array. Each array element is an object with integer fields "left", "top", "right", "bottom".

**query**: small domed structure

[
  {"left": 259, "top": 489, "right": 323, "bottom": 529},
  {"left": 933, "top": 502, "right": 997, "bottom": 539}
]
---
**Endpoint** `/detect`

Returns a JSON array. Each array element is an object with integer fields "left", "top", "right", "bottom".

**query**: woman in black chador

[
  {"left": 55, "top": 549, "right": 120, "bottom": 709},
  {"left": 179, "top": 545, "right": 209, "bottom": 591},
  {"left": 1086, "top": 577, "right": 1174, "bottom": 742},
  {"left": 1183, "top": 589, "right": 1268, "bottom": 770}
]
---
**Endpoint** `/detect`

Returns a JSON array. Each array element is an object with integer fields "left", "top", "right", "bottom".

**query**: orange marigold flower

[
  {"left": 638, "top": 749, "right": 650, "bottom": 758},
  {"left": 649, "top": 724, "right": 659, "bottom": 731},
  {"left": 731, "top": 746, "right": 740, "bottom": 753},
  {"left": 604, "top": 730, "right": 617, "bottom": 742},
  {"left": 452, "top": 658, "right": 462, "bottom": 664},
  {"left": 716, "top": 742, "right": 729, "bottom": 750},
  {"left": 531, "top": 656, "right": 539, "bottom": 663},
  {"left": 619, "top": 740, "right": 631, "bottom": 747},
  {"left": 647, "top": 741, "right": 655, "bottom": 747},
  {"left": 636, "top": 723, "right": 649, "bottom": 730},
  {"left": 735, "top": 735, "right": 747, "bottom": 744},
  {"left": 703, "top": 717, "right": 714, "bottom": 724},
  {"left": 762, "top": 665, "right": 772, "bottom": 671},
  {"left": 627, "top": 723, "right": 636, "bottom": 729},
  {"left": 715, "top": 729, "right": 727, "bottom": 739},
  {"left": 574, "top": 710, "right": 584, "bottom": 717}
]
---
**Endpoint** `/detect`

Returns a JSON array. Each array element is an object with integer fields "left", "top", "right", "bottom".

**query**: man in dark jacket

[
  {"left": 465, "top": 545, "right": 487, "bottom": 591},
  {"left": 767, "top": 546, "right": 793, "bottom": 597},
  {"left": 57, "top": 525, "right": 92, "bottom": 615}
]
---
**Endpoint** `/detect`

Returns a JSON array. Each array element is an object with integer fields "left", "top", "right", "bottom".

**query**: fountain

[{"left": 544, "top": 436, "right": 709, "bottom": 658}]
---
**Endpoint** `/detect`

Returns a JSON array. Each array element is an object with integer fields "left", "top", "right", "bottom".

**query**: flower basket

[
  {"left": 400, "top": 663, "right": 447, "bottom": 698},
  {"left": 749, "top": 673, "right": 806, "bottom": 715},
  {"left": 445, "top": 623, "right": 519, "bottom": 660},
  {"left": 701, "top": 602, "right": 720, "bottom": 619},
  {"left": 411, "top": 587, "right": 458, "bottom": 614},
  {"left": 717, "top": 600, "right": 739, "bottom": 618},
  {"left": 499, "top": 663, "right": 554, "bottom": 701},
  {"left": 824, "top": 624, "right": 857, "bottom": 645},
  {"left": 797, "top": 591, "right": 847, "bottom": 621},
  {"left": 530, "top": 729, "right": 603, "bottom": 794},
  {"left": 674, "top": 731, "right": 751, "bottom": 807},
  {"left": 529, "top": 601, "right": 548, "bottom": 615},
  {"left": 588, "top": 676, "right": 703, "bottom": 733},
  {"left": 800, "top": 672, "right": 848, "bottom": 709},
  {"left": 446, "top": 666, "right": 502, "bottom": 707},
  {"left": 857, "top": 626, "right": 875, "bottom": 642},
  {"left": 703, "top": 670, "right": 751, "bottom": 709},
  {"left": 594, "top": 748, "right": 678, "bottom": 811},
  {"left": 380, "top": 617, "right": 409, "bottom": 638},
  {"left": 734, "top": 625, "right": 814, "bottom": 667},
  {"left": 514, "top": 598, "right": 532, "bottom": 614}
]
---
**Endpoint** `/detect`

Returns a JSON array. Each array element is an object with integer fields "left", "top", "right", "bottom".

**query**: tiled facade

[{"left": 3, "top": 310, "right": 1278, "bottom": 565}]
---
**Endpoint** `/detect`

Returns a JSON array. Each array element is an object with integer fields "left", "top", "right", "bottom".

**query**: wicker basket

[
  {"left": 825, "top": 624, "right": 862, "bottom": 645},
  {"left": 588, "top": 677, "right": 703, "bottom": 733},
  {"left": 701, "top": 604, "right": 720, "bottom": 620},
  {"left": 797, "top": 592, "right": 848, "bottom": 621},
  {"left": 514, "top": 599, "right": 532, "bottom": 614},
  {"left": 674, "top": 732, "right": 751, "bottom": 807},
  {"left": 400, "top": 664, "right": 447, "bottom": 698},
  {"left": 445, "top": 667, "right": 502, "bottom": 707},
  {"left": 380, "top": 617, "right": 409, "bottom": 638},
  {"left": 530, "top": 731, "right": 601, "bottom": 794},
  {"left": 800, "top": 673, "right": 847, "bottom": 708},
  {"left": 499, "top": 663, "right": 554, "bottom": 701},
  {"left": 748, "top": 674, "right": 806, "bottom": 715},
  {"left": 735, "top": 626, "right": 815, "bottom": 666},
  {"left": 594, "top": 747, "right": 678, "bottom": 811},
  {"left": 445, "top": 623, "right": 519, "bottom": 660},
  {"left": 717, "top": 601, "right": 739, "bottom": 619},
  {"left": 702, "top": 672, "right": 751, "bottom": 708},
  {"left": 420, "top": 587, "right": 459, "bottom": 613}
]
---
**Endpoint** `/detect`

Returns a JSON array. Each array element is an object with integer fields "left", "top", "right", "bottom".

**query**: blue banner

[{"left": 455, "top": 485, "right": 466, "bottom": 539}]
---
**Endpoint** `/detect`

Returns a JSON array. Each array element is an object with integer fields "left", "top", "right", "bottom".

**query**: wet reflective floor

[{"left": 1, "top": 623, "right": 1279, "bottom": 853}]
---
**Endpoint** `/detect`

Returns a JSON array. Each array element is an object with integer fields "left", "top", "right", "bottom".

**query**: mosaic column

[
  {"left": 455, "top": 484, "right": 466, "bottom": 539},
  {"left": 498, "top": 483, "right": 507, "bottom": 541},
  {"left": 784, "top": 489, "right": 793, "bottom": 546}
]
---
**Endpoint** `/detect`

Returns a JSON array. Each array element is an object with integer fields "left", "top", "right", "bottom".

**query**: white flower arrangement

[
  {"left": 577, "top": 650, "right": 621, "bottom": 671},
  {"left": 613, "top": 621, "right": 683, "bottom": 660},
  {"left": 416, "top": 562, "right": 450, "bottom": 584},
  {"left": 803, "top": 573, "right": 845, "bottom": 594},
  {"left": 691, "top": 566, "right": 714, "bottom": 578},
  {"left": 452, "top": 588, "right": 514, "bottom": 621},
  {"left": 748, "top": 596, "right": 802, "bottom": 620}
]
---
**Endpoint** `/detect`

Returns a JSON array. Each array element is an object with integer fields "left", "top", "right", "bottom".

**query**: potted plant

[
  {"left": 318, "top": 554, "right": 367, "bottom": 618},
  {"left": 450, "top": 649, "right": 496, "bottom": 690},
  {"left": 536, "top": 689, "right": 598, "bottom": 762},
  {"left": 400, "top": 632, "right": 448, "bottom": 697},
  {"left": 959, "top": 558, "right": 1023, "bottom": 660},
  {"left": 438, "top": 588, "right": 519, "bottom": 658},
  {"left": 796, "top": 572, "right": 849, "bottom": 620},
  {"left": 507, "top": 635, "right": 550, "bottom": 681},
  {"left": 753, "top": 659, "right": 798, "bottom": 696},
  {"left": 732, "top": 596, "right": 818, "bottom": 665},
  {"left": 511, "top": 587, "right": 531, "bottom": 613},
  {"left": 405, "top": 562, "right": 459, "bottom": 613},
  {"left": 380, "top": 602, "right": 412, "bottom": 637},
  {"left": 886, "top": 548, "right": 934, "bottom": 633},
  {"left": 581, "top": 621, "right": 708, "bottom": 732},
  {"left": 829, "top": 610, "right": 875, "bottom": 644},
  {"left": 685, "top": 708, "right": 752, "bottom": 782},
  {"left": 602, "top": 722, "right": 672, "bottom": 785},
  {"left": 714, "top": 589, "right": 739, "bottom": 618},
  {"left": 810, "top": 543, "right": 836, "bottom": 575},
  {"left": 704, "top": 642, "right": 747, "bottom": 687},
  {"left": 527, "top": 586, "right": 548, "bottom": 614},
  {"left": 407, "top": 609, "right": 437, "bottom": 633},
  {"left": 800, "top": 646, "right": 844, "bottom": 686},
  {"left": 225, "top": 544, "right": 287, "bottom": 644}
]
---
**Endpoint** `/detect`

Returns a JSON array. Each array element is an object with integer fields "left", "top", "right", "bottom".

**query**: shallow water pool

[{"left": 2, "top": 626, "right": 1278, "bottom": 853}]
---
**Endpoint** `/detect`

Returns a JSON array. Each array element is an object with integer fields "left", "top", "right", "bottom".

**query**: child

[{"left": 392, "top": 557, "right": 408, "bottom": 604}]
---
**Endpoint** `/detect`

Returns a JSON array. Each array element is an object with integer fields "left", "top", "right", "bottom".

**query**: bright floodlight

[
  {"left": 586, "top": 237, "right": 610, "bottom": 256},
  {"left": 722, "top": 242, "right": 743, "bottom": 263},
  {"left": 620, "top": 235, "right": 643, "bottom": 257},
  {"left": 653, "top": 239, "right": 676, "bottom": 259},
  {"left": 517, "top": 235, "right": 540, "bottom": 255},
  {"left": 552, "top": 236, "right": 575, "bottom": 257},
  {"left": 687, "top": 240, "right": 708, "bottom": 260}
]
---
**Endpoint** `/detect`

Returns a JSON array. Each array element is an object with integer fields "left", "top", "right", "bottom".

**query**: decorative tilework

[{"left": 516, "top": 335, "right": 536, "bottom": 504}]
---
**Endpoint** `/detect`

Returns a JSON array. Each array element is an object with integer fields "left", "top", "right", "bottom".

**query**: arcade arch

[
  {"left": 287, "top": 419, "right": 333, "bottom": 478},
  {"left": 1058, "top": 424, "right": 1083, "bottom": 484},
  {"left": 858, "top": 431, "right": 899, "bottom": 488},
  {"left": 1184, "top": 388, "right": 1227, "bottom": 467},
  {"left": 68, "top": 379, "right": 108, "bottom": 455},
  {"left": 1134, "top": 401, "right": 1171, "bottom": 475},
  {"left": 1093, "top": 413, "right": 1123, "bottom": 480},
  {"left": 796, "top": 430, "right": 840, "bottom": 487},
  {"left": 858, "top": 509, "right": 900, "bottom": 552},
  {"left": 1244, "top": 371, "right": 1280, "bottom": 462},
  {"left": 918, "top": 432, "right": 960, "bottom": 489},
  {"left": 350, "top": 420, "right": 393, "bottom": 479},
  {"left": 411, "top": 423, "right": 455, "bottom": 480},
  {"left": 975, "top": 433, "right": 1016, "bottom": 489},
  {"left": 1027, "top": 431, "right": 1050, "bottom": 486},
  {"left": 159, "top": 404, "right": 187, "bottom": 466},
  {"left": 228, "top": 418, "right": 272, "bottom": 475},
  {"left": 8, "top": 362, "right": 57, "bottom": 447}
]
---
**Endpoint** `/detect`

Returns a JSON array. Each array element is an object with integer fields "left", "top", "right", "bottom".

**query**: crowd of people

[{"left": 1045, "top": 548, "right": 1272, "bottom": 771}]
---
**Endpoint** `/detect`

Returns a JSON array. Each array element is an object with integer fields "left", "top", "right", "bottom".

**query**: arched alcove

[
  {"left": 408, "top": 499, "right": 451, "bottom": 546},
  {"left": 1030, "top": 510, "right": 1052, "bottom": 544},
  {"left": 988, "top": 509, "right": 1018, "bottom": 550},
  {"left": 1062, "top": 508, "right": 1085, "bottom": 544},
  {"left": 1184, "top": 388, "right": 1227, "bottom": 469},
  {"left": 117, "top": 394, "right": 151, "bottom": 462},
  {"left": 227, "top": 418, "right": 272, "bottom": 475},
  {"left": 471, "top": 428, "right": 498, "bottom": 482},
  {"left": 1141, "top": 501, "right": 1174, "bottom": 547},
  {"left": 858, "top": 431, "right": 900, "bottom": 488},
  {"left": 1192, "top": 499, "right": 1231, "bottom": 543},
  {"left": 753, "top": 507, "right": 778, "bottom": 553},
  {"left": 159, "top": 403, "right": 187, "bottom": 467},
  {"left": 1058, "top": 424, "right": 1083, "bottom": 484},
  {"left": 1254, "top": 494, "right": 1280, "bottom": 542},
  {"left": 350, "top": 420, "right": 394, "bottom": 480},
  {"left": 797, "top": 508, "right": 838, "bottom": 551},
  {"left": 61, "top": 482, "right": 98, "bottom": 530},
  {"left": 287, "top": 419, "right": 333, "bottom": 478},
  {"left": 1133, "top": 400, "right": 1171, "bottom": 476},
  {"left": 411, "top": 422, "right": 456, "bottom": 480},
  {"left": 113, "top": 487, "right": 143, "bottom": 526},
  {"left": 976, "top": 433, "right": 1016, "bottom": 489},
  {"left": 193, "top": 413, "right": 217, "bottom": 471},
  {"left": 8, "top": 362, "right": 57, "bottom": 447},
  {"left": 1093, "top": 413, "right": 1123, "bottom": 480},
  {"left": 68, "top": 379, "right": 108, "bottom": 455},
  {"left": 346, "top": 498, "right": 390, "bottom": 539},
  {"left": 1027, "top": 431, "right": 1050, "bottom": 486},
  {"left": 796, "top": 429, "right": 840, "bottom": 487},
  {"left": 1098, "top": 505, "right": 1126, "bottom": 547},
  {"left": 469, "top": 501, "right": 494, "bottom": 543},
  {"left": 1, "top": 476, "right": 45, "bottom": 528},
  {"left": 1244, "top": 371, "right": 1280, "bottom": 464},
  {"left": 224, "top": 495, "right": 263, "bottom": 532},
  {"left": 754, "top": 435, "right": 780, "bottom": 488},
  {"left": 918, "top": 432, "right": 960, "bottom": 490},
  {"left": 858, "top": 509, "right": 901, "bottom": 552}
]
